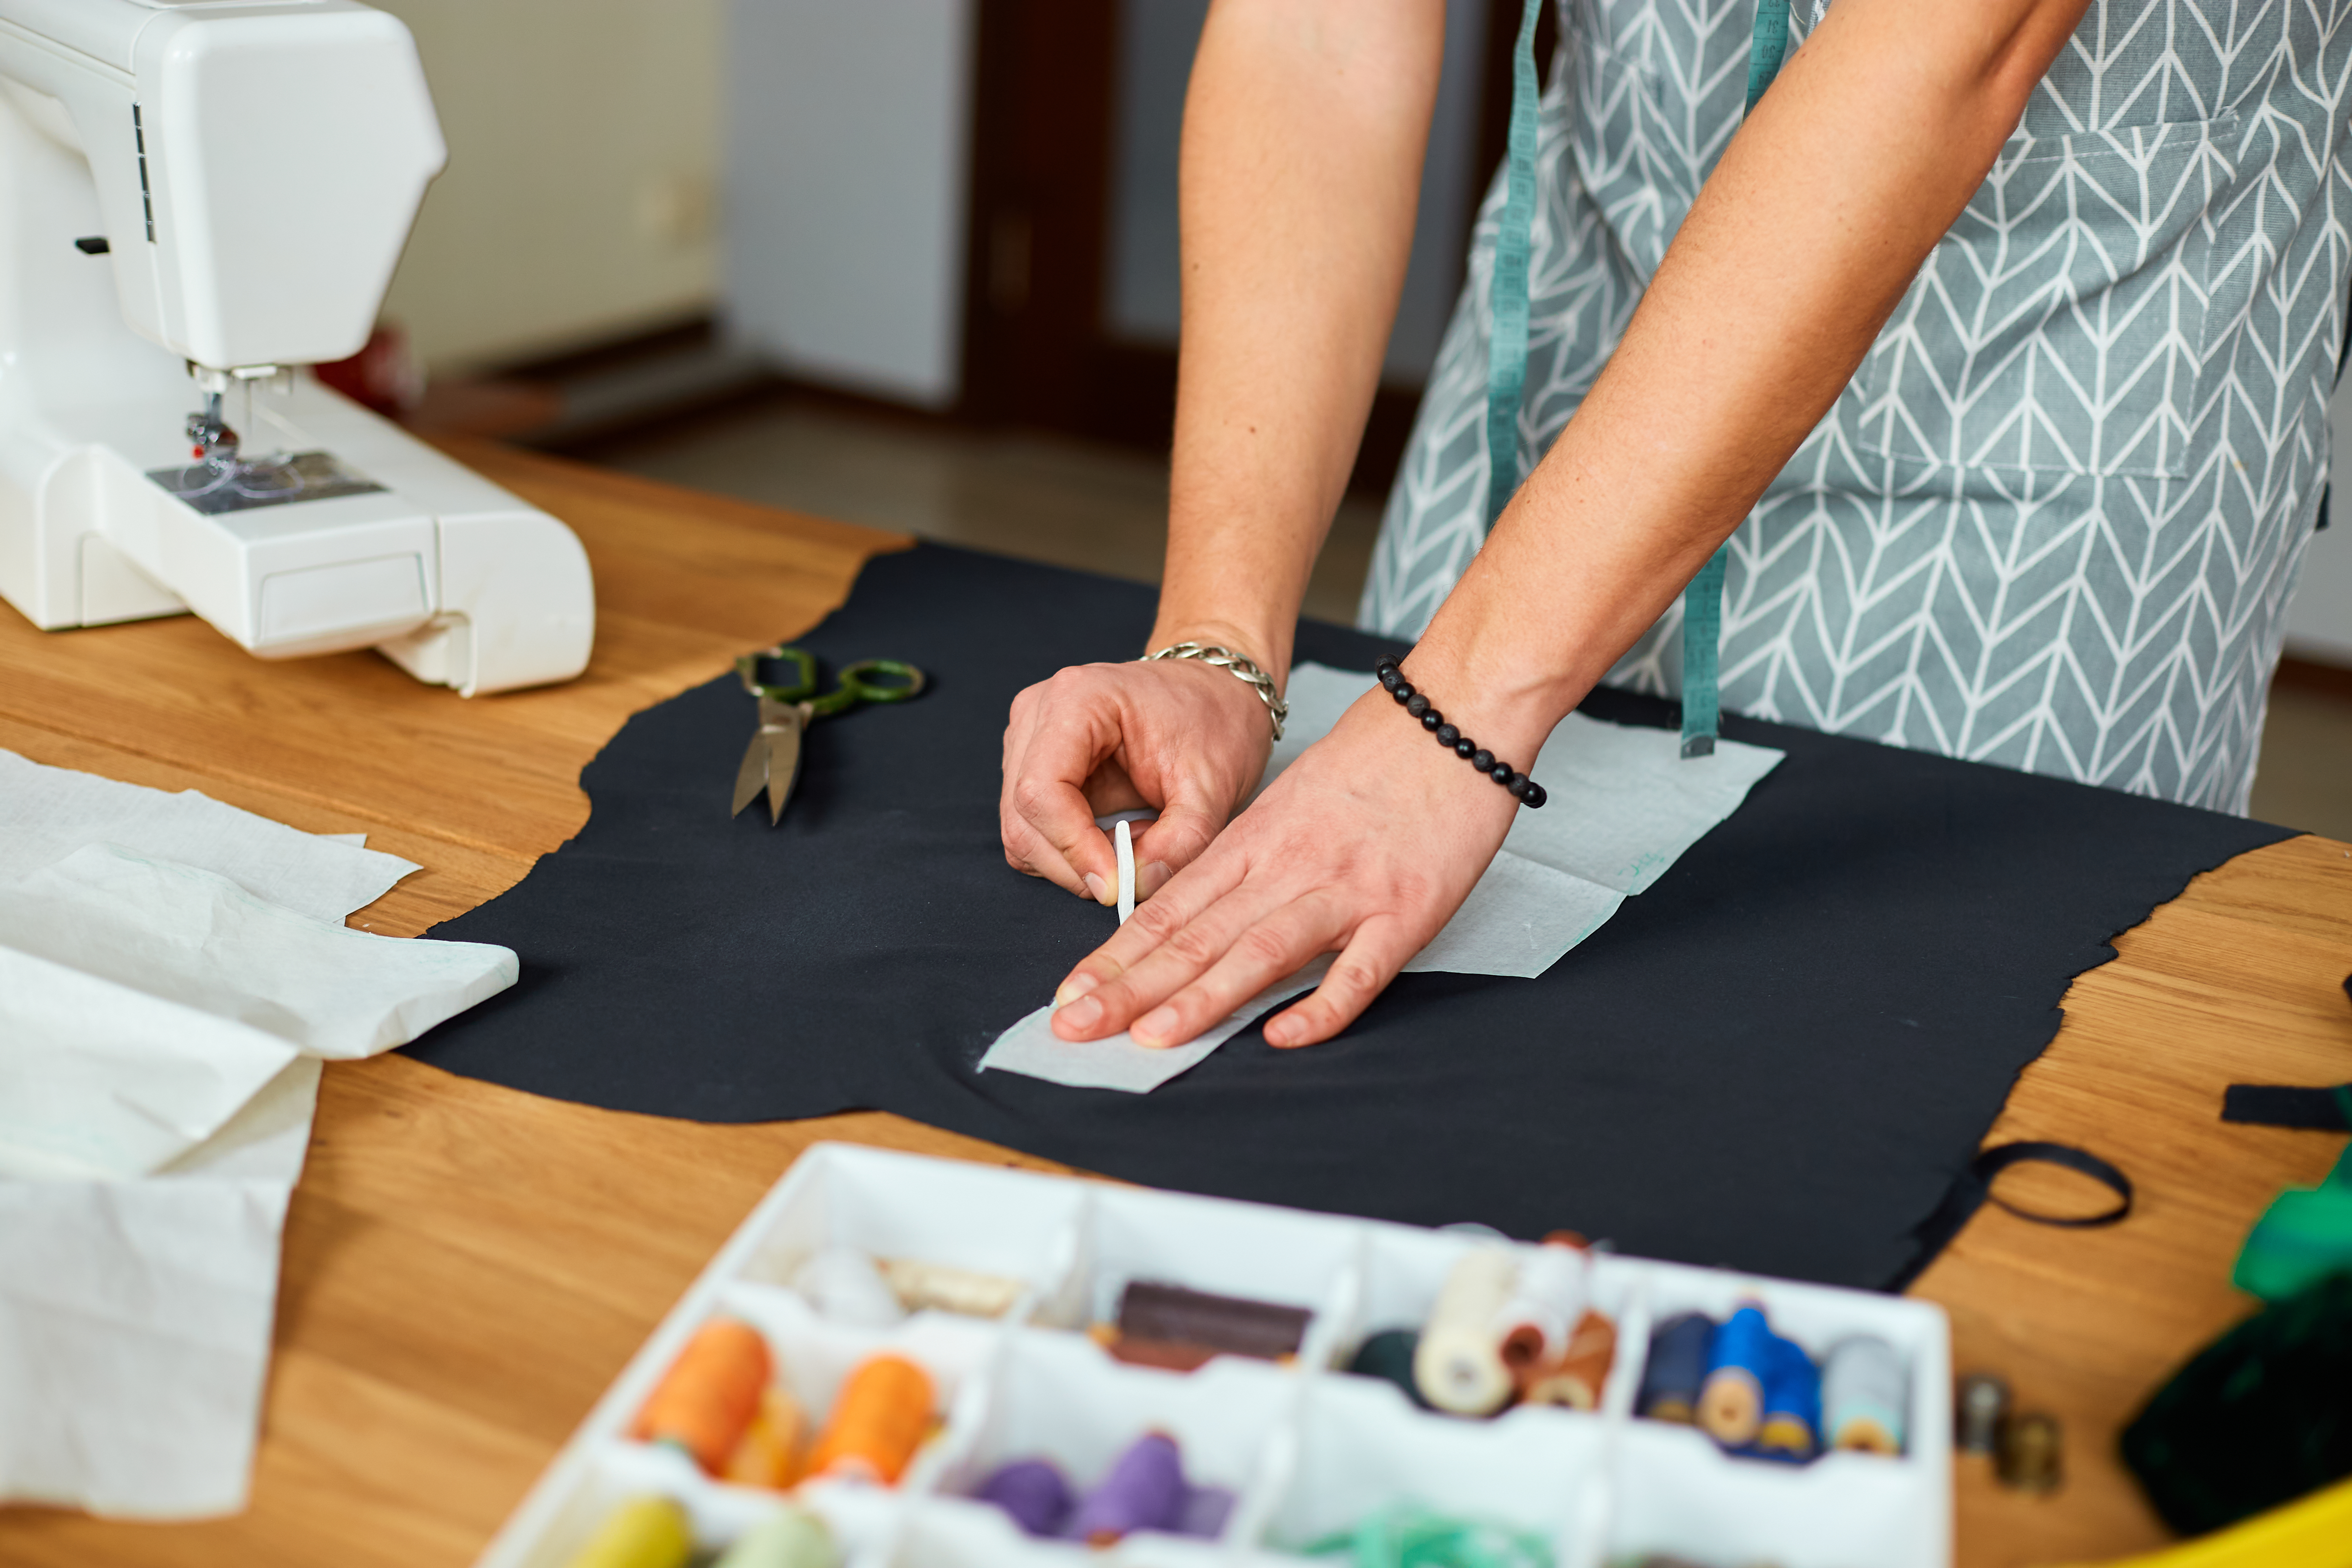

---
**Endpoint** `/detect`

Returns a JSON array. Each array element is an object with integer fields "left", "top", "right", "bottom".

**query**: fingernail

[
  {"left": 1138, "top": 861, "right": 1170, "bottom": 899},
  {"left": 1083, "top": 872, "right": 1110, "bottom": 904},
  {"left": 1265, "top": 1016, "right": 1298, "bottom": 1046},
  {"left": 1054, "top": 972, "right": 1100, "bottom": 1007},
  {"left": 1133, "top": 1005, "right": 1180, "bottom": 1047},
  {"left": 1054, "top": 995, "right": 1102, "bottom": 1035}
]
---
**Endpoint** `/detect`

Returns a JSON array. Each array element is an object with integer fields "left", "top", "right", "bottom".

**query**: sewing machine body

[{"left": 0, "top": 0, "right": 593, "bottom": 695}]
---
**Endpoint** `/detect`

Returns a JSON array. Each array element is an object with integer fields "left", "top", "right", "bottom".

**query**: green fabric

[
  {"left": 2121, "top": 1271, "right": 2352, "bottom": 1537},
  {"left": 1481, "top": 0, "right": 1545, "bottom": 532},
  {"left": 2232, "top": 1088, "right": 2352, "bottom": 1303},
  {"left": 1677, "top": 0, "right": 1787, "bottom": 758}
]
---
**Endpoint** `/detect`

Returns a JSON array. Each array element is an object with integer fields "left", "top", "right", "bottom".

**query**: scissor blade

[
  {"left": 731, "top": 732, "right": 770, "bottom": 818},
  {"left": 763, "top": 712, "right": 804, "bottom": 825}
]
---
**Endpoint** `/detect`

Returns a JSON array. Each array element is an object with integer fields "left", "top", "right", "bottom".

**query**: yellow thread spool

[
  {"left": 631, "top": 1318, "right": 772, "bottom": 1473},
  {"left": 723, "top": 1387, "right": 808, "bottom": 1490},
  {"left": 805, "top": 1354, "right": 934, "bottom": 1485},
  {"left": 563, "top": 1495, "right": 692, "bottom": 1568}
]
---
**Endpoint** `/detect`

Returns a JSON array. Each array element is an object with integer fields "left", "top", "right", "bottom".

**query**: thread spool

[
  {"left": 722, "top": 1387, "right": 807, "bottom": 1490},
  {"left": 1113, "top": 1281, "right": 1312, "bottom": 1365},
  {"left": 1998, "top": 1411, "right": 2063, "bottom": 1493},
  {"left": 1348, "top": 1329, "right": 1433, "bottom": 1409},
  {"left": 1637, "top": 1312, "right": 1714, "bottom": 1424},
  {"left": 563, "top": 1496, "right": 692, "bottom": 1568},
  {"left": 711, "top": 1507, "right": 837, "bottom": 1568},
  {"left": 878, "top": 1257, "right": 1026, "bottom": 1318},
  {"left": 790, "top": 1247, "right": 905, "bottom": 1327},
  {"left": 631, "top": 1318, "right": 772, "bottom": 1473},
  {"left": 1522, "top": 1309, "right": 1617, "bottom": 1410},
  {"left": 1698, "top": 1304, "right": 1773, "bottom": 1447},
  {"left": 805, "top": 1354, "right": 934, "bottom": 1485},
  {"left": 1754, "top": 1335, "right": 1822, "bottom": 1460},
  {"left": 1494, "top": 1242, "right": 1584, "bottom": 1375},
  {"left": 1415, "top": 1246, "right": 1520, "bottom": 1416},
  {"left": 1069, "top": 1431, "right": 1188, "bottom": 1546},
  {"left": 1822, "top": 1335, "right": 1908, "bottom": 1456},
  {"left": 975, "top": 1457, "right": 1074, "bottom": 1538},
  {"left": 1956, "top": 1372, "right": 2009, "bottom": 1455},
  {"left": 1179, "top": 1485, "right": 1235, "bottom": 1539}
]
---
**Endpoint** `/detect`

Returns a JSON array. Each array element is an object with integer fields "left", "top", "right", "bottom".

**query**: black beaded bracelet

[{"left": 1374, "top": 655, "right": 1547, "bottom": 808}]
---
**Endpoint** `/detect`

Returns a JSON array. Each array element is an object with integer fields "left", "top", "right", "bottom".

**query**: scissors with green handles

[{"left": 731, "top": 644, "right": 926, "bottom": 825}]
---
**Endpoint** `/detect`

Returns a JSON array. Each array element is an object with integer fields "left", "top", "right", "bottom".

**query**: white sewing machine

[{"left": 0, "top": 0, "right": 592, "bottom": 696}]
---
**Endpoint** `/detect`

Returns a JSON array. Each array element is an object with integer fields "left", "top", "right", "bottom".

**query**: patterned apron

[{"left": 1362, "top": 0, "right": 2352, "bottom": 812}]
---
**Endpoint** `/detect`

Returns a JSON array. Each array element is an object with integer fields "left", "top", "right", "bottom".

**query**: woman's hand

[
  {"left": 1046, "top": 680, "right": 1526, "bottom": 1049},
  {"left": 1000, "top": 654, "right": 1275, "bottom": 906}
]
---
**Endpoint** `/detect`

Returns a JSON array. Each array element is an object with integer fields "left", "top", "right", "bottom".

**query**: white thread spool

[
  {"left": 1414, "top": 1245, "right": 1520, "bottom": 1415},
  {"left": 790, "top": 1246, "right": 906, "bottom": 1326},
  {"left": 1494, "top": 1242, "right": 1585, "bottom": 1375},
  {"left": 1821, "top": 1334, "right": 1908, "bottom": 1455},
  {"left": 878, "top": 1257, "right": 1026, "bottom": 1318}
]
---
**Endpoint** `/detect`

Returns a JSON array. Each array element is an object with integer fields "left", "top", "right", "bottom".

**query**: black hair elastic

[{"left": 1374, "top": 655, "right": 1546, "bottom": 808}]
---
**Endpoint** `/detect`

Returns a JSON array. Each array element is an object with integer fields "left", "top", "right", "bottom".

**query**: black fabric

[
  {"left": 410, "top": 543, "right": 2295, "bottom": 1291},
  {"left": 2225, "top": 1085, "right": 2352, "bottom": 1132}
]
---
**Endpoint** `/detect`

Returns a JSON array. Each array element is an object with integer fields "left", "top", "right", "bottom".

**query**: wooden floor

[{"left": 0, "top": 439, "right": 2345, "bottom": 1568}]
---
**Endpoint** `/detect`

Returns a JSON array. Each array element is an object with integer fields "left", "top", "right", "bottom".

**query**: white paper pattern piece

[
  {"left": 0, "top": 758, "right": 517, "bottom": 1519},
  {"left": 983, "top": 664, "right": 1782, "bottom": 1091}
]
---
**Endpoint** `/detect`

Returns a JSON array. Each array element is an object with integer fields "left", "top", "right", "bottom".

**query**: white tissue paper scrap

[
  {"left": 980, "top": 662, "right": 1783, "bottom": 1092},
  {"left": 0, "top": 752, "right": 518, "bottom": 1518}
]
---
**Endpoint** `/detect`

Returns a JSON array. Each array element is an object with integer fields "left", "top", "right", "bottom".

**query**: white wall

[
  {"left": 722, "top": 0, "right": 975, "bottom": 409},
  {"left": 374, "top": 0, "right": 724, "bottom": 375},
  {"left": 2287, "top": 377, "right": 2352, "bottom": 666}
]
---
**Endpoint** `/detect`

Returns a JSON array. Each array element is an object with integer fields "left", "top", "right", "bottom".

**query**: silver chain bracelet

[{"left": 1139, "top": 642, "right": 1289, "bottom": 741}]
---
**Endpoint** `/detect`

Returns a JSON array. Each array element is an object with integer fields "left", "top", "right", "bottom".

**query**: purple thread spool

[
  {"left": 1069, "top": 1432, "right": 1187, "bottom": 1545},
  {"left": 975, "top": 1457, "right": 1073, "bottom": 1538}
]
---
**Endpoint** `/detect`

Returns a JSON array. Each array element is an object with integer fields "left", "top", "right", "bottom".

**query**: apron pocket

[{"left": 1846, "top": 113, "right": 2239, "bottom": 481}]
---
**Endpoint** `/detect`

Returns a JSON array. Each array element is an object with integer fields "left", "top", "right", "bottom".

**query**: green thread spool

[
  {"left": 712, "top": 1507, "right": 836, "bottom": 1568},
  {"left": 1302, "top": 1502, "right": 1553, "bottom": 1568}
]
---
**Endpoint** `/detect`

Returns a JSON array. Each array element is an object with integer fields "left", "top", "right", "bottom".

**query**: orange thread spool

[
  {"left": 1523, "top": 1309, "right": 1618, "bottom": 1409},
  {"left": 722, "top": 1386, "right": 808, "bottom": 1490},
  {"left": 629, "top": 1318, "right": 772, "bottom": 1473},
  {"left": 805, "top": 1355, "right": 934, "bottom": 1485}
]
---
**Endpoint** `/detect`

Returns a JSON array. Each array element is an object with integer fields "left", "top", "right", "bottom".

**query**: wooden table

[{"left": 0, "top": 440, "right": 2344, "bottom": 1568}]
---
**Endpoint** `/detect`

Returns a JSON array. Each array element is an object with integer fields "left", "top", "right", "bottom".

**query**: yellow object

[
  {"left": 722, "top": 1387, "right": 808, "bottom": 1490},
  {"left": 2050, "top": 1476, "right": 2352, "bottom": 1568},
  {"left": 563, "top": 1495, "right": 693, "bottom": 1568}
]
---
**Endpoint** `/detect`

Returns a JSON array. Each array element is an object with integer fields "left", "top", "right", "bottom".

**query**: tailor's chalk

[
  {"left": 1522, "top": 1309, "right": 1616, "bottom": 1410},
  {"left": 1956, "top": 1372, "right": 2009, "bottom": 1455},
  {"left": 1114, "top": 1280, "right": 1312, "bottom": 1362},
  {"left": 790, "top": 1247, "right": 905, "bottom": 1327},
  {"left": 1999, "top": 1411, "right": 2062, "bottom": 1492},
  {"left": 878, "top": 1257, "right": 1025, "bottom": 1319},
  {"left": 1416, "top": 1245, "right": 1519, "bottom": 1415},
  {"left": 1755, "top": 1335, "right": 1821, "bottom": 1460},
  {"left": 631, "top": 1318, "right": 771, "bottom": 1473},
  {"left": 1069, "top": 1432, "right": 1187, "bottom": 1545},
  {"left": 1698, "top": 1304, "right": 1773, "bottom": 1447},
  {"left": 564, "top": 1495, "right": 692, "bottom": 1568},
  {"left": 722, "top": 1386, "right": 807, "bottom": 1489},
  {"left": 711, "top": 1507, "right": 837, "bottom": 1568},
  {"left": 1638, "top": 1312, "right": 1713, "bottom": 1423},
  {"left": 1822, "top": 1335, "right": 1907, "bottom": 1455},
  {"left": 806, "top": 1354, "right": 933, "bottom": 1485},
  {"left": 1348, "top": 1328, "right": 1434, "bottom": 1409},
  {"left": 975, "top": 1457, "right": 1073, "bottom": 1538},
  {"left": 1115, "top": 818, "right": 1135, "bottom": 924}
]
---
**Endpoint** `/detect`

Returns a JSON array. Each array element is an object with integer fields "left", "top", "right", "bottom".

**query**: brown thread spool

[
  {"left": 1522, "top": 1310, "right": 1617, "bottom": 1410},
  {"left": 630, "top": 1318, "right": 772, "bottom": 1473},
  {"left": 805, "top": 1354, "right": 934, "bottom": 1485},
  {"left": 1998, "top": 1411, "right": 2063, "bottom": 1493}
]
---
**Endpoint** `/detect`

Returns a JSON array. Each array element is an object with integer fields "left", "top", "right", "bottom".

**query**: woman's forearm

[
  {"left": 1149, "top": 0, "right": 1447, "bottom": 682},
  {"left": 1408, "top": 0, "right": 2093, "bottom": 755}
]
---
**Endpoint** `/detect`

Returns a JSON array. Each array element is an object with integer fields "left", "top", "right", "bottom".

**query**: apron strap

[{"left": 1476, "top": 0, "right": 1792, "bottom": 760}]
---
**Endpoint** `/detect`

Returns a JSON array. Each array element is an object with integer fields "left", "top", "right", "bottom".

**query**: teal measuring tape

[{"left": 1481, "top": 0, "right": 1790, "bottom": 758}]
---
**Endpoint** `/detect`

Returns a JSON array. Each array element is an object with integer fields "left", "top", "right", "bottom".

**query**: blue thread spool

[
  {"left": 1698, "top": 1304, "right": 1773, "bottom": 1447},
  {"left": 1756, "top": 1335, "right": 1822, "bottom": 1460},
  {"left": 1638, "top": 1312, "right": 1714, "bottom": 1423}
]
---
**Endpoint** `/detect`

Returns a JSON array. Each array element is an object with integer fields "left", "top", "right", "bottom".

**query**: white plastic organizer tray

[{"left": 476, "top": 1142, "right": 1952, "bottom": 1568}]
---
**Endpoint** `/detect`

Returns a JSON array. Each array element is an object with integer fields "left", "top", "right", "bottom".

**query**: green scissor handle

[{"left": 735, "top": 645, "right": 926, "bottom": 717}]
